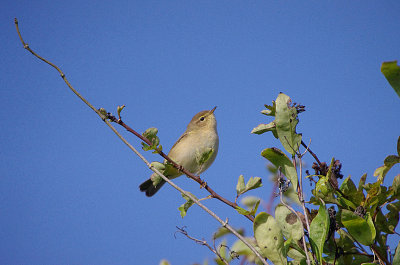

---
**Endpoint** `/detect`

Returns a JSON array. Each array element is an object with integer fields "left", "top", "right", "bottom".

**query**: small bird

[{"left": 139, "top": 107, "right": 219, "bottom": 197}]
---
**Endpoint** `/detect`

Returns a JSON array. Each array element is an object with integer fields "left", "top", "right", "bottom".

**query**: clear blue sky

[{"left": 2, "top": 1, "right": 399, "bottom": 264}]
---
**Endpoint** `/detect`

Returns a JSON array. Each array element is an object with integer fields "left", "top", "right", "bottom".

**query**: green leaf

[
  {"left": 392, "top": 174, "right": 400, "bottom": 199},
  {"left": 151, "top": 161, "right": 165, "bottom": 171},
  {"left": 358, "top": 173, "right": 367, "bottom": 192},
  {"left": 316, "top": 178, "right": 333, "bottom": 196},
  {"left": 246, "top": 177, "right": 263, "bottom": 191},
  {"left": 376, "top": 202, "right": 400, "bottom": 234},
  {"left": 282, "top": 184, "right": 302, "bottom": 206},
  {"left": 178, "top": 192, "right": 198, "bottom": 218},
  {"left": 249, "top": 200, "right": 261, "bottom": 216},
  {"left": 254, "top": 212, "right": 287, "bottom": 265},
  {"left": 213, "top": 227, "right": 231, "bottom": 239},
  {"left": 374, "top": 154, "right": 400, "bottom": 182},
  {"left": 375, "top": 210, "right": 393, "bottom": 234},
  {"left": 340, "top": 176, "right": 364, "bottom": 207},
  {"left": 252, "top": 101, "right": 278, "bottom": 137},
  {"left": 231, "top": 238, "right": 254, "bottom": 256},
  {"left": 251, "top": 122, "right": 277, "bottom": 137},
  {"left": 397, "top": 136, "right": 400, "bottom": 156},
  {"left": 142, "top": 127, "right": 161, "bottom": 152},
  {"left": 365, "top": 181, "right": 381, "bottom": 198},
  {"left": 241, "top": 196, "right": 262, "bottom": 208},
  {"left": 235, "top": 206, "right": 251, "bottom": 215},
  {"left": 267, "top": 164, "right": 279, "bottom": 174},
  {"left": 261, "top": 147, "right": 298, "bottom": 192},
  {"left": 386, "top": 201, "right": 400, "bottom": 234},
  {"left": 275, "top": 204, "right": 303, "bottom": 241},
  {"left": 325, "top": 157, "right": 335, "bottom": 180},
  {"left": 215, "top": 239, "right": 229, "bottom": 265},
  {"left": 236, "top": 176, "right": 263, "bottom": 197},
  {"left": 309, "top": 201, "right": 329, "bottom": 265},
  {"left": 231, "top": 238, "right": 264, "bottom": 265},
  {"left": 213, "top": 227, "right": 245, "bottom": 239},
  {"left": 275, "top": 93, "right": 302, "bottom": 155},
  {"left": 287, "top": 246, "right": 306, "bottom": 263},
  {"left": 198, "top": 148, "right": 215, "bottom": 165},
  {"left": 323, "top": 236, "right": 337, "bottom": 259},
  {"left": 143, "top": 127, "right": 158, "bottom": 136},
  {"left": 236, "top": 200, "right": 260, "bottom": 216},
  {"left": 310, "top": 188, "right": 339, "bottom": 206},
  {"left": 375, "top": 232, "right": 388, "bottom": 262},
  {"left": 288, "top": 260, "right": 308, "bottom": 265},
  {"left": 385, "top": 154, "right": 400, "bottom": 165},
  {"left": 262, "top": 101, "right": 277, "bottom": 117},
  {"left": 364, "top": 183, "right": 388, "bottom": 211},
  {"left": 349, "top": 255, "right": 374, "bottom": 265},
  {"left": 283, "top": 238, "right": 292, "bottom": 259},
  {"left": 381, "top": 60, "right": 400, "bottom": 97},
  {"left": 336, "top": 229, "right": 356, "bottom": 250},
  {"left": 142, "top": 144, "right": 151, "bottom": 151},
  {"left": 340, "top": 209, "right": 376, "bottom": 246},
  {"left": 373, "top": 166, "right": 386, "bottom": 183},
  {"left": 236, "top": 175, "right": 246, "bottom": 195},
  {"left": 148, "top": 161, "right": 166, "bottom": 186},
  {"left": 393, "top": 240, "right": 400, "bottom": 265}
]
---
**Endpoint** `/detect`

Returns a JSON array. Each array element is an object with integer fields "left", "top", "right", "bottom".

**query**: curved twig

[
  {"left": 175, "top": 226, "right": 229, "bottom": 265},
  {"left": 301, "top": 140, "right": 322, "bottom": 167}
]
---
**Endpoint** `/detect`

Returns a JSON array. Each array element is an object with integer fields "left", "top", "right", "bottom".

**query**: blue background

[{"left": 2, "top": 1, "right": 399, "bottom": 264}]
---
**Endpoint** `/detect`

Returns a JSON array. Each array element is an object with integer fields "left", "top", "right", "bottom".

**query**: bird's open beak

[{"left": 210, "top": 106, "right": 217, "bottom": 114}]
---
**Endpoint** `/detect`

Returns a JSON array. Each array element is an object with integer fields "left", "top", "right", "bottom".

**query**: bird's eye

[{"left": 200, "top": 116, "right": 205, "bottom": 121}]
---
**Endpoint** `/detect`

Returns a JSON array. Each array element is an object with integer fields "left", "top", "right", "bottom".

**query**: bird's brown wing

[{"left": 168, "top": 132, "right": 189, "bottom": 155}]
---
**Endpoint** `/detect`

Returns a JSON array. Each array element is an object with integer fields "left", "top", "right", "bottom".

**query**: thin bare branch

[
  {"left": 301, "top": 138, "right": 312, "bottom": 157},
  {"left": 14, "top": 18, "right": 100, "bottom": 116},
  {"left": 175, "top": 226, "right": 229, "bottom": 265},
  {"left": 297, "top": 156, "right": 313, "bottom": 265},
  {"left": 301, "top": 140, "right": 322, "bottom": 167}
]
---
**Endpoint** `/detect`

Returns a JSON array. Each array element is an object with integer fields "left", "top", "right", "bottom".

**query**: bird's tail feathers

[{"left": 139, "top": 178, "right": 166, "bottom": 197}]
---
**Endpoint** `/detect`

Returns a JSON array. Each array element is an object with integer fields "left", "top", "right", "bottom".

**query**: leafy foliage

[
  {"left": 236, "top": 175, "right": 263, "bottom": 198},
  {"left": 162, "top": 91, "right": 399, "bottom": 265},
  {"left": 252, "top": 93, "right": 302, "bottom": 155},
  {"left": 142, "top": 127, "right": 163, "bottom": 153},
  {"left": 234, "top": 175, "right": 263, "bottom": 216},
  {"left": 178, "top": 192, "right": 198, "bottom": 218}
]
